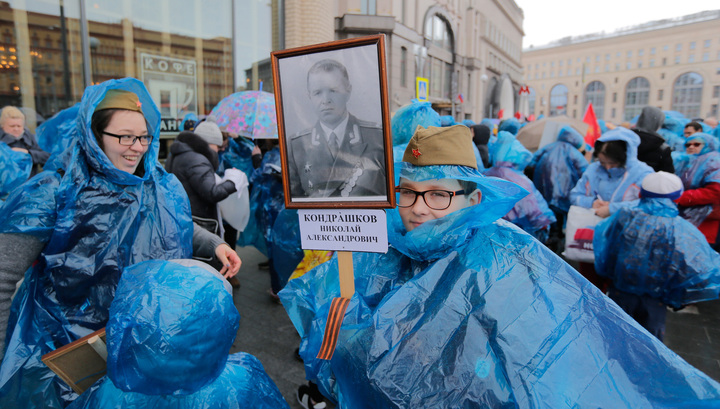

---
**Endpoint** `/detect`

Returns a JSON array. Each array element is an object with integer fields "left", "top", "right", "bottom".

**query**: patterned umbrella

[{"left": 210, "top": 90, "right": 278, "bottom": 139}]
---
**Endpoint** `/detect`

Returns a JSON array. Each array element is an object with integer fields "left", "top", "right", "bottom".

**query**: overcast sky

[{"left": 514, "top": 0, "right": 719, "bottom": 49}]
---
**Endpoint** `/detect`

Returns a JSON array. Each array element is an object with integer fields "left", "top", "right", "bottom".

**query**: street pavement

[{"left": 230, "top": 245, "right": 720, "bottom": 408}]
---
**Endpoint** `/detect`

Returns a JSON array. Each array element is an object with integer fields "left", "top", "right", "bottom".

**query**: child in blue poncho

[
  {"left": 594, "top": 172, "right": 720, "bottom": 340},
  {"left": 280, "top": 125, "right": 720, "bottom": 409},
  {"left": 68, "top": 259, "right": 289, "bottom": 409}
]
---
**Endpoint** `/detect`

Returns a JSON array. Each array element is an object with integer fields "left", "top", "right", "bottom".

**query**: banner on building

[{"left": 138, "top": 52, "right": 198, "bottom": 135}]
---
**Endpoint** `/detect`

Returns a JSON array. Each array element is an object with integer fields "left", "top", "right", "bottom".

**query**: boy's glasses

[
  {"left": 685, "top": 142, "right": 703, "bottom": 148},
  {"left": 395, "top": 187, "right": 466, "bottom": 210},
  {"left": 103, "top": 131, "right": 153, "bottom": 146}
]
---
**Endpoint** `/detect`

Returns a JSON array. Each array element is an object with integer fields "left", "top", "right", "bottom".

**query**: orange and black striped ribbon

[{"left": 316, "top": 297, "right": 351, "bottom": 361}]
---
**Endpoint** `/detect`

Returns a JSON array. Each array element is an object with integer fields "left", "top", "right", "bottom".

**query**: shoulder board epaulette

[{"left": 355, "top": 119, "right": 382, "bottom": 129}]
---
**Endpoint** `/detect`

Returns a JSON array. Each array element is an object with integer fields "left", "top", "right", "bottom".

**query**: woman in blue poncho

[
  {"left": 280, "top": 125, "right": 720, "bottom": 409},
  {"left": 570, "top": 127, "right": 653, "bottom": 289},
  {"left": 68, "top": 259, "right": 289, "bottom": 409},
  {"left": 0, "top": 78, "right": 240, "bottom": 408},
  {"left": 673, "top": 133, "right": 720, "bottom": 250},
  {"left": 483, "top": 130, "right": 555, "bottom": 242},
  {"left": 594, "top": 171, "right": 720, "bottom": 340},
  {"left": 0, "top": 141, "right": 32, "bottom": 200}
]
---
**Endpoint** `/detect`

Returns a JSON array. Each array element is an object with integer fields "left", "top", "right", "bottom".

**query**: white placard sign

[{"left": 298, "top": 209, "right": 388, "bottom": 253}]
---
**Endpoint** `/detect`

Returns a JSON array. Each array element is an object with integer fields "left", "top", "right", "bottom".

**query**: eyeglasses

[
  {"left": 685, "top": 142, "right": 703, "bottom": 148},
  {"left": 103, "top": 131, "right": 153, "bottom": 146},
  {"left": 395, "top": 187, "right": 465, "bottom": 210}
]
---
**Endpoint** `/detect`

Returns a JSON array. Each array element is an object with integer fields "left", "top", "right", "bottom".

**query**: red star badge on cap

[
  {"left": 136, "top": 100, "right": 142, "bottom": 108},
  {"left": 412, "top": 148, "right": 422, "bottom": 158}
]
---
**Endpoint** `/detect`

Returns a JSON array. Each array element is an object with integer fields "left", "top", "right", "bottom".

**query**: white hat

[
  {"left": 194, "top": 121, "right": 223, "bottom": 146},
  {"left": 640, "top": 171, "right": 683, "bottom": 200}
]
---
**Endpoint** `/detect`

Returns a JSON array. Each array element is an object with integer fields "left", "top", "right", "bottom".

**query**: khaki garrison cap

[
  {"left": 402, "top": 125, "right": 478, "bottom": 169},
  {"left": 94, "top": 89, "right": 143, "bottom": 113}
]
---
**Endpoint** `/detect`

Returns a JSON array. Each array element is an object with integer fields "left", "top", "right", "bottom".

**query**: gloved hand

[{"left": 222, "top": 168, "right": 248, "bottom": 191}]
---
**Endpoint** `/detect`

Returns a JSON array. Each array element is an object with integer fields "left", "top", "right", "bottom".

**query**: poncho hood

[
  {"left": 107, "top": 260, "right": 239, "bottom": 395},
  {"left": 76, "top": 78, "right": 162, "bottom": 185},
  {"left": 636, "top": 106, "right": 664, "bottom": 133},
  {"left": 596, "top": 127, "right": 642, "bottom": 166},
  {"left": 489, "top": 131, "right": 533, "bottom": 171},
  {"left": 391, "top": 101, "right": 440, "bottom": 146},
  {"left": 557, "top": 126, "right": 584, "bottom": 148},
  {"left": 390, "top": 162, "right": 527, "bottom": 261}
]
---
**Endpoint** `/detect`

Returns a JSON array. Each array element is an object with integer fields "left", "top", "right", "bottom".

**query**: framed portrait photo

[{"left": 271, "top": 34, "right": 395, "bottom": 209}]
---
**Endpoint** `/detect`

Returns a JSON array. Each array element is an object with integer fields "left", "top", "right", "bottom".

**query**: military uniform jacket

[{"left": 288, "top": 114, "right": 386, "bottom": 198}]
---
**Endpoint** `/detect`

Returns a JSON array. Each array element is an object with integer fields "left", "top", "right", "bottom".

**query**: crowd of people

[{"left": 0, "top": 79, "right": 720, "bottom": 408}]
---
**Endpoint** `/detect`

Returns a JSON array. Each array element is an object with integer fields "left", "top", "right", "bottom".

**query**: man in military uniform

[{"left": 287, "top": 59, "right": 386, "bottom": 199}]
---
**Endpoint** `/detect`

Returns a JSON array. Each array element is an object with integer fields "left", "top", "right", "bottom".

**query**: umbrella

[
  {"left": 210, "top": 90, "right": 278, "bottom": 139},
  {"left": 516, "top": 115, "right": 589, "bottom": 152}
]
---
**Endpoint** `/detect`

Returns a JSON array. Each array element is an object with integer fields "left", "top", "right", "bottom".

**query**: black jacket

[
  {"left": 165, "top": 131, "right": 236, "bottom": 221},
  {"left": 633, "top": 129, "right": 674, "bottom": 173},
  {"left": 1, "top": 130, "right": 49, "bottom": 176}
]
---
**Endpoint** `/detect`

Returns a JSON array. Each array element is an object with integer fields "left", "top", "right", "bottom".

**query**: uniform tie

[{"left": 328, "top": 131, "right": 339, "bottom": 157}]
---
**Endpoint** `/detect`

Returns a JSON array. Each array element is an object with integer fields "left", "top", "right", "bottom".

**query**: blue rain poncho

[
  {"left": 390, "top": 101, "right": 441, "bottom": 162},
  {"left": 529, "top": 126, "right": 588, "bottom": 212},
  {"left": 237, "top": 147, "right": 284, "bottom": 256},
  {"left": 498, "top": 117, "right": 521, "bottom": 135},
  {"left": 280, "top": 162, "right": 720, "bottom": 408},
  {"left": 570, "top": 127, "right": 654, "bottom": 214},
  {"left": 484, "top": 131, "right": 555, "bottom": 240},
  {"left": 0, "top": 142, "right": 32, "bottom": 200},
  {"left": 268, "top": 208, "right": 304, "bottom": 289},
  {"left": 36, "top": 104, "right": 80, "bottom": 157},
  {"left": 594, "top": 197, "right": 720, "bottom": 308},
  {"left": 67, "top": 260, "right": 289, "bottom": 409},
  {"left": 0, "top": 78, "right": 193, "bottom": 408},
  {"left": 672, "top": 133, "right": 720, "bottom": 228},
  {"left": 218, "top": 136, "right": 256, "bottom": 180}
]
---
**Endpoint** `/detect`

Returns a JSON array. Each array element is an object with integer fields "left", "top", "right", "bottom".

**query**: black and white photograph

[{"left": 271, "top": 35, "right": 394, "bottom": 209}]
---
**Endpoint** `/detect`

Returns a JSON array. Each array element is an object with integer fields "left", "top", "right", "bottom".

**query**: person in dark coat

[
  {"left": 633, "top": 106, "right": 674, "bottom": 173},
  {"left": 165, "top": 120, "right": 238, "bottom": 236},
  {"left": 0, "top": 106, "right": 49, "bottom": 175},
  {"left": 470, "top": 124, "right": 491, "bottom": 168}
]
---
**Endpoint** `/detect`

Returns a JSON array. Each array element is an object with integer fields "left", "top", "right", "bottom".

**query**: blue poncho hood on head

[
  {"left": 594, "top": 197, "right": 720, "bottom": 308},
  {"left": 0, "top": 78, "right": 193, "bottom": 408},
  {"left": 0, "top": 142, "right": 32, "bottom": 199},
  {"left": 391, "top": 162, "right": 528, "bottom": 260},
  {"left": 557, "top": 125, "right": 585, "bottom": 148},
  {"left": 596, "top": 127, "right": 642, "bottom": 165},
  {"left": 218, "top": 136, "right": 256, "bottom": 180},
  {"left": 529, "top": 126, "right": 589, "bottom": 213},
  {"left": 489, "top": 130, "right": 533, "bottom": 171},
  {"left": 439, "top": 115, "right": 456, "bottom": 126},
  {"left": 107, "top": 260, "right": 238, "bottom": 395},
  {"left": 498, "top": 117, "right": 521, "bottom": 135},
  {"left": 36, "top": 104, "right": 80, "bottom": 157},
  {"left": 674, "top": 133, "right": 720, "bottom": 190},
  {"left": 661, "top": 113, "right": 688, "bottom": 137},
  {"left": 68, "top": 260, "right": 290, "bottom": 409},
  {"left": 391, "top": 101, "right": 441, "bottom": 146}
]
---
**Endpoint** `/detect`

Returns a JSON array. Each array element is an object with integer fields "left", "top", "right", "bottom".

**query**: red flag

[
  {"left": 497, "top": 109, "right": 504, "bottom": 119},
  {"left": 583, "top": 103, "right": 601, "bottom": 147}
]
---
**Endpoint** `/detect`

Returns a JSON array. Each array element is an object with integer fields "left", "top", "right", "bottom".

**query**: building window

[
  {"left": 703, "top": 53, "right": 710, "bottom": 62},
  {"left": 605, "top": 64, "right": 609, "bottom": 72},
  {"left": 573, "top": 95, "right": 578, "bottom": 104},
  {"left": 638, "top": 49, "right": 644, "bottom": 56},
  {"left": 627, "top": 50, "right": 632, "bottom": 58},
  {"left": 605, "top": 53, "right": 610, "bottom": 61},
  {"left": 663, "top": 45, "right": 669, "bottom": 51},
  {"left": 576, "top": 68, "right": 580, "bottom": 75},
  {"left": 637, "top": 61, "right": 642, "bottom": 68},
  {"left": 612, "top": 92, "right": 617, "bottom": 103},
  {"left": 676, "top": 43, "right": 682, "bottom": 51},
  {"left": 690, "top": 41, "right": 696, "bottom": 50},
  {"left": 595, "top": 55, "right": 600, "bottom": 62},
  {"left": 624, "top": 76, "right": 650, "bottom": 121},
  {"left": 674, "top": 56, "right": 680, "bottom": 64},
  {"left": 626, "top": 62, "right": 631, "bottom": 70},
  {"left": 528, "top": 87, "right": 536, "bottom": 115},
  {"left": 424, "top": 14, "right": 454, "bottom": 100},
  {"left": 549, "top": 84, "right": 568, "bottom": 116},
  {"left": 650, "top": 47, "right": 656, "bottom": 55},
  {"left": 672, "top": 72, "right": 704, "bottom": 118},
  {"left": 400, "top": 47, "right": 407, "bottom": 87},
  {"left": 711, "top": 104, "right": 718, "bottom": 117},
  {"left": 658, "top": 89, "right": 664, "bottom": 101},
  {"left": 584, "top": 80, "right": 606, "bottom": 120},
  {"left": 662, "top": 57, "right": 667, "bottom": 66},
  {"left": 361, "top": 0, "right": 377, "bottom": 14},
  {"left": 595, "top": 66, "right": 600, "bottom": 73},
  {"left": 615, "top": 63, "right": 620, "bottom": 71},
  {"left": 705, "top": 40, "right": 711, "bottom": 48},
  {"left": 567, "top": 59, "right": 572, "bottom": 66},
  {"left": 649, "top": 59, "right": 655, "bottom": 67},
  {"left": 688, "top": 55, "right": 695, "bottom": 63},
  {"left": 713, "top": 85, "right": 720, "bottom": 98},
  {"left": 611, "top": 108, "right": 616, "bottom": 118},
  {"left": 661, "top": 73, "right": 665, "bottom": 79}
]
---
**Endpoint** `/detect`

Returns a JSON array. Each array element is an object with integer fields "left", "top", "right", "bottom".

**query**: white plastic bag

[
  {"left": 215, "top": 171, "right": 250, "bottom": 232},
  {"left": 563, "top": 205, "right": 603, "bottom": 262}
]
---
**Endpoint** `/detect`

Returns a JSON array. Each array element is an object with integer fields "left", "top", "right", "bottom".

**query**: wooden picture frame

[
  {"left": 271, "top": 34, "right": 395, "bottom": 209},
  {"left": 41, "top": 328, "right": 108, "bottom": 394}
]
